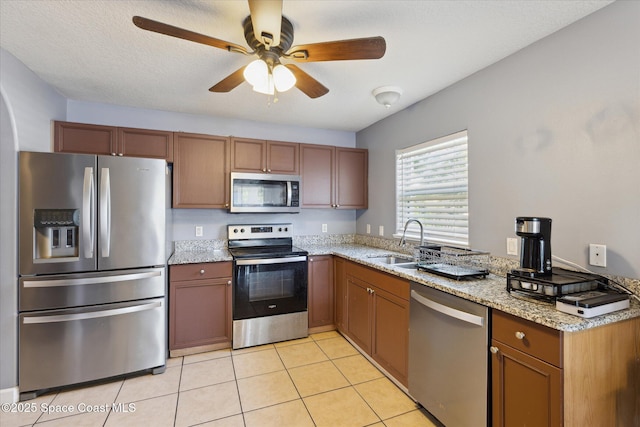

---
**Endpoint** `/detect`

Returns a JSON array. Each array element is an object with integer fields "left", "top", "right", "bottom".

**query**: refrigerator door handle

[
  {"left": 100, "top": 167, "right": 111, "bottom": 257},
  {"left": 22, "top": 300, "right": 163, "bottom": 324},
  {"left": 23, "top": 270, "right": 163, "bottom": 288},
  {"left": 82, "top": 167, "right": 94, "bottom": 258}
]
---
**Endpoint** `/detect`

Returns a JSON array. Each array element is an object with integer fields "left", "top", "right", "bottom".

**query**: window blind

[{"left": 395, "top": 130, "right": 469, "bottom": 247}]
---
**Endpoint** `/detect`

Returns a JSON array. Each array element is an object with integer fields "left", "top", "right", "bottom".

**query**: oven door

[{"left": 233, "top": 256, "right": 307, "bottom": 320}]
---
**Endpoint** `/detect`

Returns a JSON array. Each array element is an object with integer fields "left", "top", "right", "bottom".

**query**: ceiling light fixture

[
  {"left": 372, "top": 86, "right": 403, "bottom": 108},
  {"left": 243, "top": 59, "right": 296, "bottom": 95}
]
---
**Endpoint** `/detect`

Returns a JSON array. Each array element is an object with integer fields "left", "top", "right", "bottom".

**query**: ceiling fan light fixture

[
  {"left": 253, "top": 72, "right": 275, "bottom": 95},
  {"left": 243, "top": 59, "right": 268, "bottom": 87},
  {"left": 273, "top": 64, "right": 296, "bottom": 92},
  {"left": 373, "top": 86, "right": 403, "bottom": 108}
]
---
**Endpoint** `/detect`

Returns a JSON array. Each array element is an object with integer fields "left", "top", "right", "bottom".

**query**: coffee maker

[{"left": 512, "top": 217, "right": 552, "bottom": 277}]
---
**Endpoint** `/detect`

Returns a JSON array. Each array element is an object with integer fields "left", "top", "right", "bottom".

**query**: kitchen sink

[{"left": 367, "top": 255, "right": 415, "bottom": 265}]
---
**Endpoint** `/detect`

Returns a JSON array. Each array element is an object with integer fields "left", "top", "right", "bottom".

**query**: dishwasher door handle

[{"left": 411, "top": 289, "right": 484, "bottom": 326}]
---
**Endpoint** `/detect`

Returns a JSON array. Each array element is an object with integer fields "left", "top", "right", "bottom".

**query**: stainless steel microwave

[{"left": 230, "top": 172, "right": 300, "bottom": 213}]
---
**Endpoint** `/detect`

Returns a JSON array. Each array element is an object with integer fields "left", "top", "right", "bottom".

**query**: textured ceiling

[{"left": 0, "top": 0, "right": 613, "bottom": 132}]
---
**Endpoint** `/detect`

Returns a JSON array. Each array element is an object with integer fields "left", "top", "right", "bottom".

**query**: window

[{"left": 395, "top": 130, "right": 469, "bottom": 247}]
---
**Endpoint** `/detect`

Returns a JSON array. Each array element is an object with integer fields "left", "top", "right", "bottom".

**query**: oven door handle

[{"left": 236, "top": 256, "right": 307, "bottom": 266}]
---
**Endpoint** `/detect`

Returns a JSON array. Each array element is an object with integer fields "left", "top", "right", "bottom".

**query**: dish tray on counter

[{"left": 416, "top": 245, "right": 489, "bottom": 280}]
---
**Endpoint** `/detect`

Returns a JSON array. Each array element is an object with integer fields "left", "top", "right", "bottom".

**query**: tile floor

[{"left": 1, "top": 331, "right": 440, "bottom": 427}]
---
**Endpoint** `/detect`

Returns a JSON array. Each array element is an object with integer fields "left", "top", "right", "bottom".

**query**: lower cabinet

[
  {"left": 169, "top": 262, "right": 232, "bottom": 356},
  {"left": 333, "top": 257, "right": 348, "bottom": 334},
  {"left": 308, "top": 255, "right": 335, "bottom": 330},
  {"left": 343, "top": 261, "right": 409, "bottom": 386},
  {"left": 491, "top": 310, "right": 640, "bottom": 427},
  {"left": 491, "top": 310, "right": 562, "bottom": 427}
]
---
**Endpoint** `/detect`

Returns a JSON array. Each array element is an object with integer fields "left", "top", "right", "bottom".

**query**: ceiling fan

[{"left": 132, "top": 0, "right": 386, "bottom": 98}]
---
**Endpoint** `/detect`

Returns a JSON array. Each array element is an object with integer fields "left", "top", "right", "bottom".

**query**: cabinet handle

[
  {"left": 118, "top": 153, "right": 123, "bottom": 156},
  {"left": 199, "top": 269, "right": 205, "bottom": 275},
  {"left": 111, "top": 153, "right": 116, "bottom": 156},
  {"left": 490, "top": 346, "right": 499, "bottom": 354},
  {"left": 267, "top": 169, "right": 271, "bottom": 173},
  {"left": 262, "top": 168, "right": 267, "bottom": 172},
  {"left": 225, "top": 203, "right": 229, "bottom": 208},
  {"left": 309, "top": 258, "right": 313, "bottom": 262},
  {"left": 227, "top": 280, "right": 231, "bottom": 286},
  {"left": 515, "top": 331, "right": 525, "bottom": 340}
]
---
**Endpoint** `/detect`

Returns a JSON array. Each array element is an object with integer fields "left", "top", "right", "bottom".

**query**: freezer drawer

[
  {"left": 19, "top": 267, "right": 165, "bottom": 312},
  {"left": 19, "top": 297, "right": 166, "bottom": 395}
]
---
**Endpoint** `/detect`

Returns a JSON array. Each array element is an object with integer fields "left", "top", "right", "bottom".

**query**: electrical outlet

[
  {"left": 322, "top": 224, "right": 328, "bottom": 233},
  {"left": 366, "top": 224, "right": 371, "bottom": 234},
  {"left": 195, "top": 226, "right": 203, "bottom": 237},
  {"left": 589, "top": 244, "right": 607, "bottom": 267},
  {"left": 378, "top": 225, "right": 384, "bottom": 236},
  {"left": 507, "top": 238, "right": 518, "bottom": 256}
]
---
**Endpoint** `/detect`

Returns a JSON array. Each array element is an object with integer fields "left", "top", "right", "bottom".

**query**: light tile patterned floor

[{"left": 1, "top": 332, "right": 440, "bottom": 427}]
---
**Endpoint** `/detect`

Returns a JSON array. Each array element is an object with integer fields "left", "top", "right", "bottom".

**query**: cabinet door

[
  {"left": 300, "top": 144, "right": 335, "bottom": 208},
  {"left": 170, "top": 277, "right": 232, "bottom": 350},
  {"left": 335, "top": 147, "right": 368, "bottom": 209},
  {"left": 345, "top": 276, "right": 372, "bottom": 354},
  {"left": 118, "top": 127, "right": 174, "bottom": 162},
  {"left": 54, "top": 121, "right": 117, "bottom": 155},
  {"left": 173, "top": 133, "right": 229, "bottom": 208},
  {"left": 308, "top": 256, "right": 334, "bottom": 328},
  {"left": 333, "top": 257, "right": 347, "bottom": 333},
  {"left": 230, "top": 137, "right": 266, "bottom": 172},
  {"left": 491, "top": 340, "right": 562, "bottom": 427},
  {"left": 267, "top": 141, "right": 299, "bottom": 174},
  {"left": 371, "top": 286, "right": 409, "bottom": 386}
]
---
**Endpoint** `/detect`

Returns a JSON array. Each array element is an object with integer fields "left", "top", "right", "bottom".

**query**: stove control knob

[
  {"left": 278, "top": 227, "right": 283, "bottom": 232},
  {"left": 240, "top": 228, "right": 245, "bottom": 233},
  {"left": 284, "top": 227, "right": 288, "bottom": 232},
  {"left": 233, "top": 228, "right": 239, "bottom": 234}
]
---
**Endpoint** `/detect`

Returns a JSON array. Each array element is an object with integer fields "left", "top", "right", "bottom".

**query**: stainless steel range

[{"left": 227, "top": 223, "right": 308, "bottom": 349}]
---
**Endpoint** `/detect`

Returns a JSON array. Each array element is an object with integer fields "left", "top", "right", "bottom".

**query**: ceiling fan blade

[
  {"left": 285, "top": 64, "right": 329, "bottom": 98},
  {"left": 209, "top": 66, "right": 247, "bottom": 92},
  {"left": 286, "top": 37, "right": 386, "bottom": 62},
  {"left": 133, "top": 16, "right": 249, "bottom": 54},
  {"left": 248, "top": 0, "right": 282, "bottom": 48}
]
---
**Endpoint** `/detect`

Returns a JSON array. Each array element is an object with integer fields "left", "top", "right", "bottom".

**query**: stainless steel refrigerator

[{"left": 18, "top": 151, "right": 167, "bottom": 400}]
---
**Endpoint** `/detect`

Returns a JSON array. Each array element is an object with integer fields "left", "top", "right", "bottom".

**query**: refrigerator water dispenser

[{"left": 33, "top": 209, "right": 79, "bottom": 259}]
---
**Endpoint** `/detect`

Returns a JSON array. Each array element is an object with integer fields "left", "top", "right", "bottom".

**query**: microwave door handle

[
  {"left": 287, "top": 181, "right": 292, "bottom": 207},
  {"left": 99, "top": 167, "right": 111, "bottom": 257},
  {"left": 82, "top": 167, "right": 94, "bottom": 258}
]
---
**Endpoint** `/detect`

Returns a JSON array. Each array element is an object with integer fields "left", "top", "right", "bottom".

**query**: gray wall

[
  {"left": 357, "top": 1, "right": 640, "bottom": 279},
  {"left": 0, "top": 49, "right": 67, "bottom": 396}
]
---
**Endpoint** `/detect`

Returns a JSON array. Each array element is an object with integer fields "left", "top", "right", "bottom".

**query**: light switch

[
  {"left": 507, "top": 238, "right": 518, "bottom": 256},
  {"left": 195, "top": 226, "right": 203, "bottom": 237}
]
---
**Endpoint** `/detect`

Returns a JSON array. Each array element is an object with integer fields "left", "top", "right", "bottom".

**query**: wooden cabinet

[
  {"left": 333, "top": 257, "right": 348, "bottom": 333},
  {"left": 344, "top": 260, "right": 409, "bottom": 386},
  {"left": 54, "top": 121, "right": 173, "bottom": 161},
  {"left": 169, "top": 262, "right": 232, "bottom": 356},
  {"left": 491, "top": 310, "right": 640, "bottom": 427},
  {"left": 491, "top": 310, "right": 563, "bottom": 427},
  {"left": 308, "top": 255, "right": 335, "bottom": 331},
  {"left": 230, "top": 137, "right": 299, "bottom": 174},
  {"left": 300, "top": 144, "right": 368, "bottom": 209},
  {"left": 172, "top": 132, "right": 230, "bottom": 208}
]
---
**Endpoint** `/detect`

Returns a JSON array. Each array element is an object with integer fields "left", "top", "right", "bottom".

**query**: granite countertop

[
  {"left": 306, "top": 244, "right": 640, "bottom": 333},
  {"left": 168, "top": 243, "right": 640, "bottom": 333}
]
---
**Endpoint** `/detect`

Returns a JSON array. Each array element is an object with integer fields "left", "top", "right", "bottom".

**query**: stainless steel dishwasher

[{"left": 408, "top": 282, "right": 489, "bottom": 427}]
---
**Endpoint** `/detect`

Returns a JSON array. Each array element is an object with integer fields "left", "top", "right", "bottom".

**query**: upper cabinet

[
  {"left": 230, "top": 137, "right": 299, "bottom": 175},
  {"left": 300, "top": 144, "right": 368, "bottom": 209},
  {"left": 54, "top": 121, "right": 173, "bottom": 162},
  {"left": 173, "top": 132, "right": 230, "bottom": 209}
]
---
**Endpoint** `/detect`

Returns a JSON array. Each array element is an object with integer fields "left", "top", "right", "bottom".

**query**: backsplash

[{"left": 170, "top": 233, "right": 639, "bottom": 297}]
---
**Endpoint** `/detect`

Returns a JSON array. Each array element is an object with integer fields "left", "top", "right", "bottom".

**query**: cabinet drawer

[
  {"left": 346, "top": 262, "right": 409, "bottom": 300},
  {"left": 492, "top": 310, "right": 562, "bottom": 367},
  {"left": 170, "top": 262, "right": 232, "bottom": 281}
]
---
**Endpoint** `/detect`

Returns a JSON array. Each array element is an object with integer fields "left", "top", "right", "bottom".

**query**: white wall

[
  {"left": 357, "top": 1, "right": 640, "bottom": 279},
  {"left": 0, "top": 49, "right": 66, "bottom": 397}
]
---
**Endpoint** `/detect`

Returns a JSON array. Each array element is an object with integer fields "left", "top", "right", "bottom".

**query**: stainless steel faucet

[{"left": 399, "top": 218, "right": 424, "bottom": 247}]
